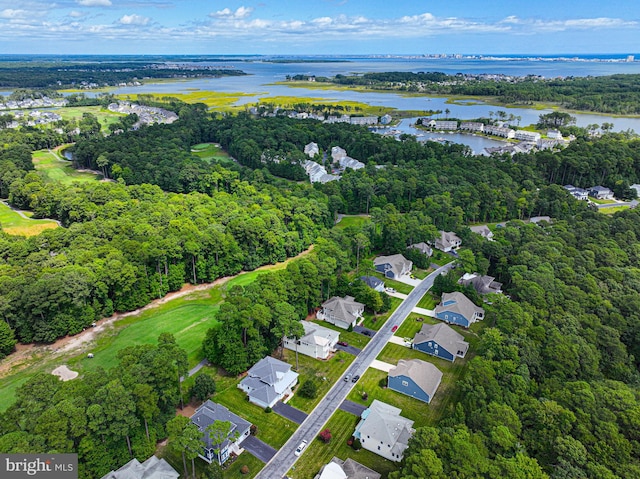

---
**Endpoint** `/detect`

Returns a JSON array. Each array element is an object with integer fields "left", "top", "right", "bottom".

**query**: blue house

[
  {"left": 412, "top": 323, "right": 469, "bottom": 362},
  {"left": 388, "top": 359, "right": 442, "bottom": 404},
  {"left": 373, "top": 254, "right": 412, "bottom": 279},
  {"left": 434, "top": 292, "right": 484, "bottom": 328}
]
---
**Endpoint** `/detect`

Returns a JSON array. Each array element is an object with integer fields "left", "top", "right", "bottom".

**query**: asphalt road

[{"left": 253, "top": 263, "right": 453, "bottom": 479}]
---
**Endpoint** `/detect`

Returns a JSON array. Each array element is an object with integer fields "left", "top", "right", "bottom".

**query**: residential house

[
  {"left": 469, "top": 225, "right": 494, "bottom": 241},
  {"left": 407, "top": 242, "right": 433, "bottom": 257},
  {"left": 547, "top": 129, "right": 563, "bottom": 140},
  {"left": 459, "top": 122, "right": 485, "bottom": 133},
  {"left": 529, "top": 216, "right": 552, "bottom": 225},
  {"left": 630, "top": 184, "right": 640, "bottom": 198},
  {"left": 350, "top": 116, "right": 379, "bottom": 125},
  {"left": 317, "top": 296, "right": 365, "bottom": 330},
  {"left": 374, "top": 254, "right": 413, "bottom": 279},
  {"left": 338, "top": 156, "right": 365, "bottom": 171},
  {"left": 564, "top": 185, "right": 589, "bottom": 201},
  {"left": 388, "top": 359, "right": 443, "bottom": 404},
  {"left": 434, "top": 292, "right": 485, "bottom": 328},
  {"left": 429, "top": 120, "right": 458, "bottom": 130},
  {"left": 458, "top": 272, "right": 503, "bottom": 295},
  {"left": 304, "top": 142, "right": 319, "bottom": 158},
  {"left": 101, "top": 456, "right": 179, "bottom": 479},
  {"left": 359, "top": 275, "right": 385, "bottom": 292},
  {"left": 484, "top": 125, "right": 515, "bottom": 138},
  {"left": 190, "top": 400, "right": 251, "bottom": 465},
  {"left": 303, "top": 160, "right": 340, "bottom": 184},
  {"left": 589, "top": 185, "right": 614, "bottom": 200},
  {"left": 238, "top": 356, "right": 299, "bottom": 408},
  {"left": 353, "top": 400, "right": 415, "bottom": 462},
  {"left": 514, "top": 130, "right": 541, "bottom": 142},
  {"left": 283, "top": 321, "right": 339, "bottom": 360},
  {"left": 413, "top": 322, "right": 469, "bottom": 362},
  {"left": 434, "top": 231, "right": 462, "bottom": 253},
  {"left": 315, "top": 457, "right": 381, "bottom": 479},
  {"left": 380, "top": 114, "right": 392, "bottom": 125},
  {"left": 331, "top": 146, "right": 348, "bottom": 162}
]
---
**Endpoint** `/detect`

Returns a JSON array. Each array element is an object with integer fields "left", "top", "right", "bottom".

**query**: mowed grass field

[
  {"left": 0, "top": 202, "right": 58, "bottom": 236},
  {"left": 191, "top": 143, "right": 234, "bottom": 165},
  {"left": 335, "top": 215, "right": 371, "bottom": 229},
  {"left": 53, "top": 106, "right": 125, "bottom": 132},
  {"left": 288, "top": 409, "right": 398, "bottom": 479},
  {"left": 32, "top": 150, "right": 100, "bottom": 184}
]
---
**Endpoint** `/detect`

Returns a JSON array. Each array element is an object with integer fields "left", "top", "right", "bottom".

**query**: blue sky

[{"left": 1, "top": 0, "right": 638, "bottom": 55}]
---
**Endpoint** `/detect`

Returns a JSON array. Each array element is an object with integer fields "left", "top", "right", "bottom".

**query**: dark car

[
  {"left": 351, "top": 374, "right": 360, "bottom": 383},
  {"left": 337, "top": 341, "right": 348, "bottom": 347}
]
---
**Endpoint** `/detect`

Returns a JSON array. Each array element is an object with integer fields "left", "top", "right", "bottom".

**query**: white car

[{"left": 294, "top": 440, "right": 308, "bottom": 457}]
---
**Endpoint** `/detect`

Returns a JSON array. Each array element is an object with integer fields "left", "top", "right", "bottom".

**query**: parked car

[
  {"left": 391, "top": 325, "right": 398, "bottom": 332},
  {"left": 337, "top": 341, "right": 348, "bottom": 347},
  {"left": 344, "top": 374, "right": 351, "bottom": 382},
  {"left": 294, "top": 440, "right": 308, "bottom": 457},
  {"left": 351, "top": 374, "right": 360, "bottom": 383}
]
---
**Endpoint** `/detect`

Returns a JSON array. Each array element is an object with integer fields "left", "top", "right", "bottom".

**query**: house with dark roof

[
  {"left": 238, "top": 356, "right": 299, "bottom": 408},
  {"left": 434, "top": 231, "right": 462, "bottom": 252},
  {"left": 458, "top": 273, "right": 503, "bottom": 295},
  {"left": 589, "top": 185, "right": 613, "bottom": 199},
  {"left": 388, "top": 359, "right": 443, "bottom": 404},
  {"left": 564, "top": 185, "right": 589, "bottom": 201},
  {"left": 434, "top": 292, "right": 484, "bottom": 328},
  {"left": 413, "top": 322, "right": 469, "bottom": 362},
  {"left": 190, "top": 400, "right": 252, "bottom": 465},
  {"left": 315, "top": 457, "right": 381, "bottom": 479},
  {"left": 353, "top": 400, "right": 415, "bottom": 462},
  {"left": 373, "top": 254, "right": 412, "bottom": 279},
  {"left": 101, "top": 456, "right": 179, "bottom": 479},
  {"left": 407, "top": 242, "right": 433, "bottom": 257},
  {"left": 317, "top": 296, "right": 365, "bottom": 330},
  {"left": 360, "top": 275, "right": 385, "bottom": 292},
  {"left": 283, "top": 321, "right": 339, "bottom": 360}
]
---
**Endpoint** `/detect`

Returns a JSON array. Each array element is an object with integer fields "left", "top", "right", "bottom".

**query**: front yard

[
  {"left": 361, "top": 296, "right": 402, "bottom": 331},
  {"left": 287, "top": 410, "right": 398, "bottom": 479}
]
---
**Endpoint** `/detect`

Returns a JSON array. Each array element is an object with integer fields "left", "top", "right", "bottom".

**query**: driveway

[
  {"left": 369, "top": 359, "right": 395, "bottom": 372},
  {"left": 354, "top": 325, "right": 376, "bottom": 337},
  {"left": 395, "top": 274, "right": 422, "bottom": 286},
  {"left": 242, "top": 436, "right": 277, "bottom": 463},
  {"left": 273, "top": 401, "right": 308, "bottom": 425},
  {"left": 388, "top": 336, "right": 411, "bottom": 347},
  {"left": 386, "top": 291, "right": 408, "bottom": 300},
  {"left": 336, "top": 344, "right": 361, "bottom": 356},
  {"left": 339, "top": 400, "right": 367, "bottom": 417},
  {"left": 411, "top": 306, "right": 435, "bottom": 317}
]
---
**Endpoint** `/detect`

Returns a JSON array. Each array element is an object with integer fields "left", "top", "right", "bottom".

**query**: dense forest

[
  {"left": 0, "top": 62, "right": 245, "bottom": 89},
  {"left": 2, "top": 105, "right": 640, "bottom": 478},
  {"left": 310, "top": 72, "right": 640, "bottom": 115}
]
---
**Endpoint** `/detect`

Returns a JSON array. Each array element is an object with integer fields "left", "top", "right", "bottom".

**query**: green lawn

[
  {"left": 430, "top": 250, "right": 455, "bottom": 266},
  {"left": 288, "top": 410, "right": 398, "bottom": 479},
  {"left": 589, "top": 197, "right": 617, "bottom": 205},
  {"left": 361, "top": 297, "right": 401, "bottom": 331},
  {"left": 191, "top": 143, "right": 235, "bottom": 165},
  {"left": 215, "top": 384, "right": 296, "bottom": 449},
  {"left": 394, "top": 313, "right": 440, "bottom": 340},
  {"left": 599, "top": 205, "right": 631, "bottom": 214},
  {"left": 335, "top": 215, "right": 371, "bottom": 229},
  {"left": 309, "top": 319, "right": 371, "bottom": 350},
  {"left": 0, "top": 202, "right": 59, "bottom": 236},
  {"left": 223, "top": 453, "right": 264, "bottom": 479},
  {"left": 412, "top": 268, "right": 432, "bottom": 280},
  {"left": 32, "top": 149, "right": 100, "bottom": 184},
  {"left": 370, "top": 272, "right": 414, "bottom": 295},
  {"left": 54, "top": 106, "right": 125, "bottom": 133},
  {"left": 416, "top": 292, "right": 438, "bottom": 310},
  {"left": 283, "top": 349, "right": 354, "bottom": 412}
]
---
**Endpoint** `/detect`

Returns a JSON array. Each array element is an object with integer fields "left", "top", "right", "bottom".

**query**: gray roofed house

[
  {"left": 100, "top": 456, "right": 179, "bottom": 479},
  {"left": 373, "top": 254, "right": 412, "bottom": 280},
  {"left": 434, "top": 291, "right": 484, "bottom": 328},
  {"left": 413, "top": 322, "right": 469, "bottom": 362},
  {"left": 315, "top": 457, "right": 382, "bottom": 479},
  {"left": 630, "top": 184, "right": 640, "bottom": 198},
  {"left": 353, "top": 400, "right": 414, "bottom": 462},
  {"left": 190, "top": 400, "right": 252, "bottom": 465},
  {"left": 238, "top": 356, "right": 299, "bottom": 408},
  {"left": 469, "top": 225, "right": 494, "bottom": 241},
  {"left": 360, "top": 275, "right": 385, "bottom": 292},
  {"left": 283, "top": 321, "right": 340, "bottom": 360},
  {"left": 529, "top": 216, "right": 552, "bottom": 225},
  {"left": 434, "top": 231, "right": 462, "bottom": 252},
  {"left": 317, "top": 296, "right": 365, "bottom": 330},
  {"left": 388, "top": 359, "right": 443, "bottom": 404},
  {"left": 589, "top": 185, "right": 613, "bottom": 199},
  {"left": 407, "top": 242, "right": 433, "bottom": 257},
  {"left": 458, "top": 273, "right": 503, "bottom": 295}
]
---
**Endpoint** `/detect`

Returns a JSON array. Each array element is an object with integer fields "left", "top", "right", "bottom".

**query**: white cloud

[
  {"left": 69, "top": 10, "right": 88, "bottom": 18},
  {"left": 0, "top": 9, "right": 28, "bottom": 18},
  {"left": 210, "top": 6, "right": 253, "bottom": 19},
  {"left": 77, "top": 0, "right": 112, "bottom": 6},
  {"left": 119, "top": 14, "right": 150, "bottom": 25}
]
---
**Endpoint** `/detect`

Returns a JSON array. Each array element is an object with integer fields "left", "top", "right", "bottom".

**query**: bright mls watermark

[{"left": 1, "top": 454, "right": 77, "bottom": 479}]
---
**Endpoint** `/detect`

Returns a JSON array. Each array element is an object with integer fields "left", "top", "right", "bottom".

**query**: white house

[
  {"left": 469, "top": 225, "right": 494, "bottom": 241},
  {"left": 459, "top": 122, "right": 484, "bottom": 133},
  {"left": 317, "top": 296, "right": 364, "bottom": 330},
  {"left": 315, "top": 457, "right": 381, "bottom": 479},
  {"left": 101, "top": 457, "right": 179, "bottom": 479},
  {"left": 631, "top": 184, "right": 640, "bottom": 198},
  {"left": 283, "top": 321, "right": 339, "bottom": 360},
  {"left": 350, "top": 116, "right": 379, "bottom": 125},
  {"left": 190, "top": 400, "right": 252, "bottom": 465},
  {"left": 304, "top": 142, "right": 319, "bottom": 158},
  {"left": 434, "top": 231, "right": 462, "bottom": 252},
  {"left": 514, "top": 130, "right": 541, "bottom": 142},
  {"left": 547, "top": 130, "right": 563, "bottom": 140},
  {"left": 331, "top": 146, "right": 348, "bottom": 162},
  {"left": 484, "top": 125, "right": 515, "bottom": 138},
  {"left": 407, "top": 242, "right": 433, "bottom": 257},
  {"left": 353, "top": 400, "right": 415, "bottom": 462},
  {"left": 589, "top": 185, "right": 614, "bottom": 200},
  {"left": 238, "top": 356, "right": 299, "bottom": 408},
  {"left": 564, "top": 185, "right": 589, "bottom": 201},
  {"left": 429, "top": 120, "right": 458, "bottom": 130}
]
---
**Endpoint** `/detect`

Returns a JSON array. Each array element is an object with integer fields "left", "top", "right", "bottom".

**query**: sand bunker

[{"left": 51, "top": 365, "right": 78, "bottom": 381}]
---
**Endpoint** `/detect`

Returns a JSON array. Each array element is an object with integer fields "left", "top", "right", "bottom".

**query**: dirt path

[{"left": 0, "top": 244, "right": 314, "bottom": 377}]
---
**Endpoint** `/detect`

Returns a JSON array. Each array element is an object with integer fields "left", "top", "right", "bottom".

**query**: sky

[{"left": 0, "top": 0, "right": 639, "bottom": 55}]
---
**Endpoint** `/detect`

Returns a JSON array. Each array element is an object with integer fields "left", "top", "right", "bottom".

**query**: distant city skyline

[{"left": 0, "top": 1, "right": 638, "bottom": 55}]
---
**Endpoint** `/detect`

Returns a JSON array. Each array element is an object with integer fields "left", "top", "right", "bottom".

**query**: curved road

[{"left": 254, "top": 263, "right": 454, "bottom": 479}]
